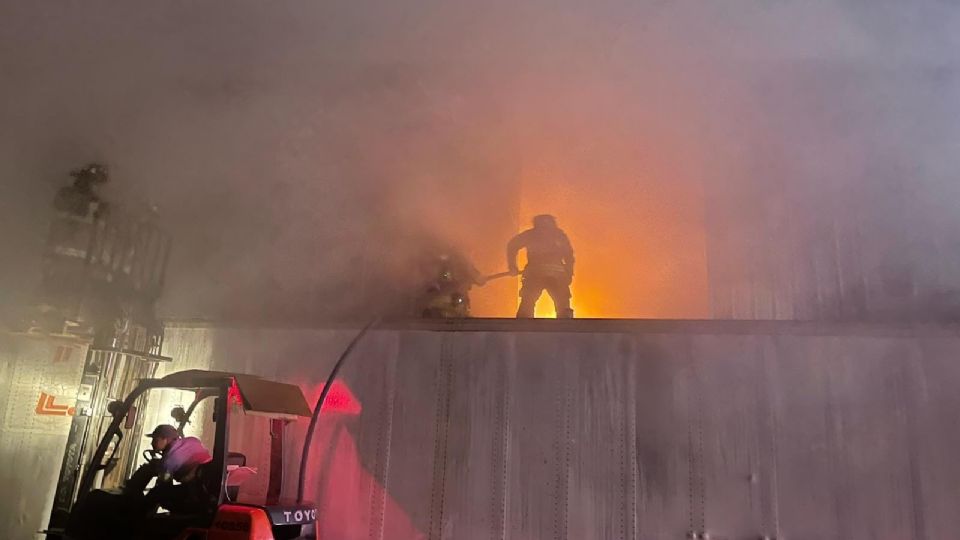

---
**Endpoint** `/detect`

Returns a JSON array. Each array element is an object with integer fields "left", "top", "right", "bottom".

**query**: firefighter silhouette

[{"left": 506, "top": 215, "right": 575, "bottom": 318}]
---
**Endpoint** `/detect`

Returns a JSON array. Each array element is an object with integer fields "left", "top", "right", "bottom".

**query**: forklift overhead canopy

[{"left": 157, "top": 369, "right": 312, "bottom": 419}]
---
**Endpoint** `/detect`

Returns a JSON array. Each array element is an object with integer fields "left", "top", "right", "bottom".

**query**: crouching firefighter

[
  {"left": 507, "top": 214, "right": 575, "bottom": 318},
  {"left": 420, "top": 248, "right": 487, "bottom": 318}
]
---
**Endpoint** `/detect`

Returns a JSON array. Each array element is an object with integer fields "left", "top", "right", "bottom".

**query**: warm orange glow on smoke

[
  {"left": 471, "top": 159, "right": 710, "bottom": 319},
  {"left": 463, "top": 65, "right": 713, "bottom": 320}
]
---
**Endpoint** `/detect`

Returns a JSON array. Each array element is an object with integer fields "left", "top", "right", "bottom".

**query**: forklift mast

[{"left": 43, "top": 190, "right": 173, "bottom": 532}]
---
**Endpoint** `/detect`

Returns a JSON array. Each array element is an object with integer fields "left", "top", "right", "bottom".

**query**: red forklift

[
  {"left": 48, "top": 369, "right": 319, "bottom": 540},
  {"left": 33, "top": 165, "right": 375, "bottom": 539}
]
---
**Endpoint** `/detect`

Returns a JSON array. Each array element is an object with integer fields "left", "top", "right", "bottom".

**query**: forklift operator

[
  {"left": 125, "top": 424, "right": 215, "bottom": 514},
  {"left": 68, "top": 424, "right": 216, "bottom": 538}
]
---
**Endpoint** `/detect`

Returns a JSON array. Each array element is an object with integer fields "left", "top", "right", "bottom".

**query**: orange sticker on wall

[{"left": 35, "top": 392, "right": 76, "bottom": 416}]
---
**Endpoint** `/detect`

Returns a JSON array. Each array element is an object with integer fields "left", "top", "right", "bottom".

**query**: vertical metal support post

[{"left": 46, "top": 348, "right": 103, "bottom": 532}]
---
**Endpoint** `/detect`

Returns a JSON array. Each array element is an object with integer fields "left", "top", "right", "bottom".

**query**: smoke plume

[{"left": 2, "top": 1, "right": 959, "bottom": 321}]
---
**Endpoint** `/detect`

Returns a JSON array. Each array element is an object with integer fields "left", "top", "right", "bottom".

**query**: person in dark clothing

[
  {"left": 31, "top": 163, "right": 111, "bottom": 332},
  {"left": 54, "top": 163, "right": 109, "bottom": 219},
  {"left": 419, "top": 244, "right": 488, "bottom": 318},
  {"left": 506, "top": 214, "right": 575, "bottom": 318},
  {"left": 67, "top": 425, "right": 215, "bottom": 540},
  {"left": 125, "top": 424, "right": 215, "bottom": 514}
]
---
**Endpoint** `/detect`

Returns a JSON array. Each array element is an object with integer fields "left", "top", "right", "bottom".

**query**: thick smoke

[{"left": 2, "top": 1, "right": 959, "bottom": 321}]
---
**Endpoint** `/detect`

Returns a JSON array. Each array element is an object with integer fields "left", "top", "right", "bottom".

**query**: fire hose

[{"left": 483, "top": 271, "right": 515, "bottom": 282}]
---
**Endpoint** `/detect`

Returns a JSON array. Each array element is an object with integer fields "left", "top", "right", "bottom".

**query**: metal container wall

[
  {"left": 5, "top": 321, "right": 959, "bottom": 539},
  {"left": 0, "top": 333, "right": 87, "bottom": 540},
  {"left": 154, "top": 321, "right": 960, "bottom": 540}
]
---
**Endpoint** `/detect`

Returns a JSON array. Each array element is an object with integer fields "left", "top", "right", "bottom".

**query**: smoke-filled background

[{"left": 2, "top": 1, "right": 960, "bottom": 321}]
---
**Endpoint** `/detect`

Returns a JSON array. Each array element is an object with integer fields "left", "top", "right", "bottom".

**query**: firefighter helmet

[
  {"left": 532, "top": 214, "right": 557, "bottom": 228},
  {"left": 70, "top": 163, "right": 109, "bottom": 184}
]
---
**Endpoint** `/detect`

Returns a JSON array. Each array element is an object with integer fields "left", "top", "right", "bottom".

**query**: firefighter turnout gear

[
  {"left": 419, "top": 248, "right": 487, "bottom": 318},
  {"left": 506, "top": 215, "right": 575, "bottom": 318}
]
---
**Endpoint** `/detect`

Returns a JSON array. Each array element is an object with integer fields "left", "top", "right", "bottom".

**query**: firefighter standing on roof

[{"left": 507, "top": 214, "right": 575, "bottom": 318}]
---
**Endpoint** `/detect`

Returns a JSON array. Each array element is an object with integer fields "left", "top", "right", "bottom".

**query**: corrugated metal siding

[
  {"left": 0, "top": 333, "right": 87, "bottom": 540},
  {"left": 157, "top": 323, "right": 960, "bottom": 540},
  {"left": 5, "top": 322, "right": 960, "bottom": 539}
]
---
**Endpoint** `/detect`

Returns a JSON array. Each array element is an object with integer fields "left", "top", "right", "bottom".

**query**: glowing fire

[{"left": 471, "top": 163, "right": 710, "bottom": 319}]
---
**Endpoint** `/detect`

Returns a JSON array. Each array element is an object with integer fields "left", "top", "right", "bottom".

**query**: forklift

[
  {"left": 34, "top": 166, "right": 374, "bottom": 539},
  {"left": 32, "top": 163, "right": 178, "bottom": 534},
  {"left": 49, "top": 369, "right": 318, "bottom": 540}
]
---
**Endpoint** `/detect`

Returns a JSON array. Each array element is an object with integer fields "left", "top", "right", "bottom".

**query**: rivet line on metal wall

[
  {"left": 618, "top": 359, "right": 628, "bottom": 540},
  {"left": 490, "top": 374, "right": 501, "bottom": 540},
  {"left": 368, "top": 354, "right": 396, "bottom": 540},
  {"left": 686, "top": 367, "right": 697, "bottom": 536},
  {"left": 501, "top": 359, "right": 511, "bottom": 540},
  {"left": 491, "top": 356, "right": 510, "bottom": 540},
  {"left": 899, "top": 360, "right": 928, "bottom": 540},
  {"left": 553, "top": 363, "right": 571, "bottom": 540},
  {"left": 695, "top": 362, "right": 706, "bottom": 534},
  {"left": 686, "top": 357, "right": 707, "bottom": 540},
  {"left": 765, "top": 355, "right": 781, "bottom": 540},
  {"left": 628, "top": 360, "right": 641, "bottom": 540},
  {"left": 562, "top": 373, "right": 572, "bottom": 540},
  {"left": 428, "top": 337, "right": 454, "bottom": 540}
]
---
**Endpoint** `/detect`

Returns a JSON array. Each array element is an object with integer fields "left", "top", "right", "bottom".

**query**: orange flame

[{"left": 472, "top": 164, "right": 710, "bottom": 319}]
